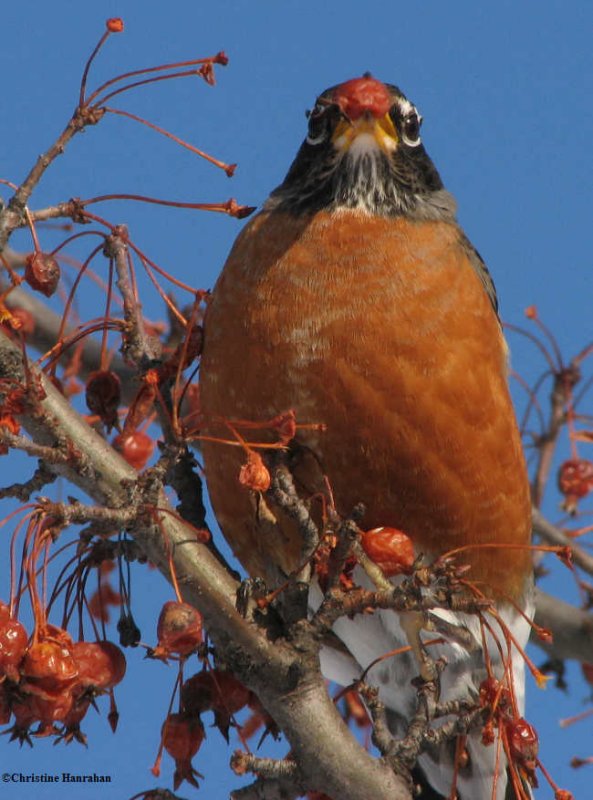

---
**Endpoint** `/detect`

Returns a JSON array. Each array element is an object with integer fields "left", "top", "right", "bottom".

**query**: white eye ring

[
  {"left": 402, "top": 133, "right": 422, "bottom": 147},
  {"left": 401, "top": 111, "right": 422, "bottom": 147},
  {"left": 306, "top": 105, "right": 329, "bottom": 145},
  {"left": 306, "top": 130, "right": 327, "bottom": 145}
]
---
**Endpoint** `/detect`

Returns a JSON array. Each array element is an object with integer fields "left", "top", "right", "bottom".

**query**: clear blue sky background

[{"left": 1, "top": 2, "right": 592, "bottom": 798}]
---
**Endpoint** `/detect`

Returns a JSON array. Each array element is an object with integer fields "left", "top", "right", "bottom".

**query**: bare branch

[
  {"left": 231, "top": 776, "right": 301, "bottom": 800},
  {"left": 0, "top": 460, "right": 56, "bottom": 501},
  {"left": 0, "top": 109, "right": 98, "bottom": 250},
  {"left": 231, "top": 752, "right": 303, "bottom": 799},
  {"left": 312, "top": 571, "right": 488, "bottom": 632},
  {"left": 533, "top": 588, "right": 593, "bottom": 662},
  {"left": 106, "top": 228, "right": 161, "bottom": 367},
  {"left": 532, "top": 507, "right": 593, "bottom": 576},
  {"left": 0, "top": 430, "right": 71, "bottom": 463},
  {"left": 531, "top": 371, "right": 568, "bottom": 508},
  {"left": 267, "top": 460, "right": 319, "bottom": 568}
]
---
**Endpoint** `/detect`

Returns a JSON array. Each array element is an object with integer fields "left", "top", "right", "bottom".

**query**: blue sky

[{"left": 1, "top": 2, "right": 592, "bottom": 798}]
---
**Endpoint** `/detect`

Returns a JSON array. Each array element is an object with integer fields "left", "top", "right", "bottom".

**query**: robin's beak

[{"left": 331, "top": 111, "right": 398, "bottom": 155}]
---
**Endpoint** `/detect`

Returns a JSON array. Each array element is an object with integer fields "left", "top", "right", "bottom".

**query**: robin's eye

[
  {"left": 306, "top": 104, "right": 332, "bottom": 145},
  {"left": 401, "top": 111, "right": 422, "bottom": 147}
]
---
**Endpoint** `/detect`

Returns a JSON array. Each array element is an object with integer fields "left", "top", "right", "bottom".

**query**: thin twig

[
  {"left": 531, "top": 368, "right": 579, "bottom": 508},
  {"left": 533, "top": 588, "right": 593, "bottom": 662},
  {"left": 230, "top": 777, "right": 302, "bottom": 800},
  {"left": 0, "top": 460, "right": 56, "bottom": 501},
  {"left": 231, "top": 751, "right": 301, "bottom": 783},
  {"left": 0, "top": 109, "right": 100, "bottom": 251},
  {"left": 312, "top": 578, "right": 489, "bottom": 633},
  {"left": 267, "top": 460, "right": 319, "bottom": 568},
  {"left": 0, "top": 431, "right": 70, "bottom": 463},
  {"left": 533, "top": 507, "right": 593, "bottom": 576},
  {"left": 105, "top": 227, "right": 161, "bottom": 368}
]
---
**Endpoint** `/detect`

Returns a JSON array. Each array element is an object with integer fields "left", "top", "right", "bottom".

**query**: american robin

[{"left": 199, "top": 75, "right": 533, "bottom": 799}]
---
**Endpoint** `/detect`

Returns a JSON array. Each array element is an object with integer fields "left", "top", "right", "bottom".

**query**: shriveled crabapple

[
  {"left": 71, "top": 640, "right": 126, "bottom": 691},
  {"left": 20, "top": 633, "right": 78, "bottom": 693},
  {"left": 20, "top": 690, "right": 75, "bottom": 736},
  {"left": 106, "top": 17, "right": 124, "bottom": 32},
  {"left": 24, "top": 252, "right": 60, "bottom": 297},
  {"left": 153, "top": 601, "right": 203, "bottom": 660},
  {"left": 181, "top": 668, "right": 250, "bottom": 740},
  {"left": 238, "top": 450, "right": 271, "bottom": 492},
  {"left": 558, "top": 458, "right": 593, "bottom": 514},
  {"left": 85, "top": 370, "right": 122, "bottom": 431},
  {"left": 360, "top": 526, "right": 415, "bottom": 577},
  {"left": 162, "top": 712, "right": 205, "bottom": 790},
  {"left": 479, "top": 676, "right": 512, "bottom": 712},
  {"left": 505, "top": 716, "right": 539, "bottom": 783},
  {"left": 58, "top": 694, "right": 92, "bottom": 745},
  {"left": 0, "top": 603, "right": 28, "bottom": 681}
]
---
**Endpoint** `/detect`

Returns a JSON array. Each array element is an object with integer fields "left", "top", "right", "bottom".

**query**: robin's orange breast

[{"left": 200, "top": 209, "right": 532, "bottom": 600}]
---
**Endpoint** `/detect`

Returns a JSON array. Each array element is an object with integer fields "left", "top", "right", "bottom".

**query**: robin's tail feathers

[{"left": 317, "top": 573, "right": 535, "bottom": 799}]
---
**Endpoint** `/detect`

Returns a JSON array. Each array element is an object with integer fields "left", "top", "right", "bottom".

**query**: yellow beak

[{"left": 331, "top": 112, "right": 398, "bottom": 154}]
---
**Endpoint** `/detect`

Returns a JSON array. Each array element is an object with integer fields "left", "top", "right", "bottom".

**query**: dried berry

[
  {"left": 153, "top": 601, "right": 202, "bottom": 659},
  {"left": 71, "top": 640, "right": 126, "bottom": 690},
  {"left": 106, "top": 17, "right": 124, "bottom": 32},
  {"left": 21, "top": 636, "right": 78, "bottom": 692},
  {"left": 506, "top": 716, "right": 538, "bottom": 773},
  {"left": 26, "top": 689, "right": 75, "bottom": 732},
  {"left": 558, "top": 458, "right": 593, "bottom": 514},
  {"left": 360, "top": 526, "right": 414, "bottom": 576},
  {"left": 60, "top": 695, "right": 92, "bottom": 744},
  {"left": 162, "top": 712, "right": 205, "bottom": 789},
  {"left": 479, "top": 676, "right": 512, "bottom": 711},
  {"left": 85, "top": 370, "right": 121, "bottom": 431},
  {"left": 24, "top": 252, "right": 60, "bottom": 297},
  {"left": 0, "top": 609, "right": 28, "bottom": 682},
  {"left": 181, "top": 669, "right": 249, "bottom": 740},
  {"left": 238, "top": 450, "right": 270, "bottom": 492},
  {"left": 113, "top": 430, "right": 154, "bottom": 470}
]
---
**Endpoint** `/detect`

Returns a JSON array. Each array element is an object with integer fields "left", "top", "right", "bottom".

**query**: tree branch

[
  {"left": 0, "top": 109, "right": 96, "bottom": 250},
  {"left": 532, "top": 506, "right": 593, "bottom": 577},
  {"left": 533, "top": 588, "right": 593, "bottom": 662}
]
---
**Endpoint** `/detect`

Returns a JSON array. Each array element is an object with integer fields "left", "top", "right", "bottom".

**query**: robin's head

[{"left": 267, "top": 74, "right": 456, "bottom": 220}]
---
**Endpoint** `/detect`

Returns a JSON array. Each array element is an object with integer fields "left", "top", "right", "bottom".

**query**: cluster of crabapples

[
  {"left": 150, "top": 526, "right": 416, "bottom": 791},
  {"left": 0, "top": 601, "right": 126, "bottom": 745},
  {"left": 479, "top": 676, "right": 539, "bottom": 790},
  {"left": 0, "top": 591, "right": 261, "bottom": 791},
  {"left": 152, "top": 600, "right": 273, "bottom": 790}
]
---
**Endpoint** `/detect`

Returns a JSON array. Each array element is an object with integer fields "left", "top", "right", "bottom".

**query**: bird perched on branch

[{"left": 200, "top": 75, "right": 533, "bottom": 799}]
